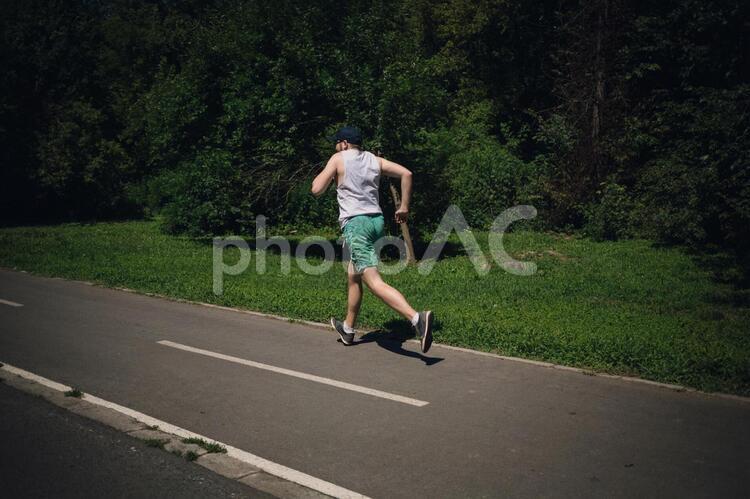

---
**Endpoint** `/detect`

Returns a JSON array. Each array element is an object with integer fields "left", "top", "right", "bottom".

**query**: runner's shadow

[{"left": 344, "top": 320, "right": 443, "bottom": 366}]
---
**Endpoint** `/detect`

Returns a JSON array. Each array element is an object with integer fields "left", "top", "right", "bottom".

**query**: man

[{"left": 311, "top": 126, "right": 434, "bottom": 353}]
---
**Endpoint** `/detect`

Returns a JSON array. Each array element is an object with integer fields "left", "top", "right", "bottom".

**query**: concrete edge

[
  {"left": 0, "top": 362, "right": 353, "bottom": 499},
  {"left": 2, "top": 265, "right": 749, "bottom": 404}
]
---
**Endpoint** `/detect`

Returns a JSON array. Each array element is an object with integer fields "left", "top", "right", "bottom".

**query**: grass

[
  {"left": 64, "top": 388, "right": 83, "bottom": 398},
  {"left": 184, "top": 450, "right": 199, "bottom": 461},
  {"left": 0, "top": 220, "right": 748, "bottom": 395},
  {"left": 181, "top": 437, "right": 227, "bottom": 454}
]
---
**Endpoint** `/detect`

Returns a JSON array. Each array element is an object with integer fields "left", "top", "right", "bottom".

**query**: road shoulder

[{"left": 0, "top": 364, "right": 332, "bottom": 499}]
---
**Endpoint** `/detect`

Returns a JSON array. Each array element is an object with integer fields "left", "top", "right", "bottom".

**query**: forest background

[{"left": 1, "top": 0, "right": 748, "bottom": 283}]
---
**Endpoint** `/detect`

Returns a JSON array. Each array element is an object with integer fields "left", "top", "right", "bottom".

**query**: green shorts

[{"left": 342, "top": 214, "right": 385, "bottom": 274}]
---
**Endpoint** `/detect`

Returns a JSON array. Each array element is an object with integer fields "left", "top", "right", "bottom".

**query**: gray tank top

[{"left": 336, "top": 149, "right": 382, "bottom": 227}]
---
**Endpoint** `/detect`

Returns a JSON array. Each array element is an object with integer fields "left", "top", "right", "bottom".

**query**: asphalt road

[
  {"left": 0, "top": 381, "right": 269, "bottom": 498},
  {"left": 0, "top": 268, "right": 748, "bottom": 498}
]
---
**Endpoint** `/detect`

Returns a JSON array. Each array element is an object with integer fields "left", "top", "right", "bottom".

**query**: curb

[
  {"left": 0, "top": 362, "right": 362, "bottom": 499},
  {"left": 3, "top": 266, "right": 749, "bottom": 404}
]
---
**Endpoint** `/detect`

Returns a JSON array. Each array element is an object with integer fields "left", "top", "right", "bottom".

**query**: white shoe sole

[{"left": 420, "top": 311, "right": 433, "bottom": 353}]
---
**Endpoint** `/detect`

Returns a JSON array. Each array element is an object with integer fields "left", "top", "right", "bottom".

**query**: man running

[{"left": 311, "top": 126, "right": 434, "bottom": 353}]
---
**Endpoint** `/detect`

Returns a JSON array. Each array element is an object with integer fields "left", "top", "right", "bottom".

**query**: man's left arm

[{"left": 311, "top": 154, "right": 338, "bottom": 196}]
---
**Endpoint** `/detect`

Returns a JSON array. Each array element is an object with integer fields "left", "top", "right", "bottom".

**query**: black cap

[{"left": 328, "top": 126, "right": 363, "bottom": 145}]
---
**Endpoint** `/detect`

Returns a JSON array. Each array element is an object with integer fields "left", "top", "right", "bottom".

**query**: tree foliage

[{"left": 1, "top": 0, "right": 748, "bottom": 278}]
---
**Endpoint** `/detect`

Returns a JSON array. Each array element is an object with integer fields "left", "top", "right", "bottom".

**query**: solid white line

[
  {"left": 157, "top": 340, "right": 429, "bottom": 407},
  {"left": 0, "top": 298, "right": 23, "bottom": 307},
  {"left": 0, "top": 362, "right": 370, "bottom": 499}
]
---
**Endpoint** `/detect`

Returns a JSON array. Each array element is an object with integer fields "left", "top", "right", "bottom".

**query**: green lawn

[{"left": 1, "top": 220, "right": 748, "bottom": 395}]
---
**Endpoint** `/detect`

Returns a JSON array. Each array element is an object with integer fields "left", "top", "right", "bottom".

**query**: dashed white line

[
  {"left": 0, "top": 298, "right": 23, "bottom": 307},
  {"left": 0, "top": 362, "right": 370, "bottom": 499},
  {"left": 157, "top": 340, "right": 430, "bottom": 407}
]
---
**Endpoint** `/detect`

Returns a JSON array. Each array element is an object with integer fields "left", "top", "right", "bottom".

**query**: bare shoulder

[
  {"left": 334, "top": 152, "right": 346, "bottom": 169},
  {"left": 326, "top": 152, "right": 343, "bottom": 169},
  {"left": 376, "top": 154, "right": 393, "bottom": 171},
  {"left": 329, "top": 152, "right": 345, "bottom": 184},
  {"left": 379, "top": 156, "right": 411, "bottom": 178}
]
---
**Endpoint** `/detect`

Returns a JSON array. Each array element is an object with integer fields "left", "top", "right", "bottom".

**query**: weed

[
  {"left": 181, "top": 437, "right": 227, "bottom": 454},
  {"left": 64, "top": 388, "right": 83, "bottom": 398}
]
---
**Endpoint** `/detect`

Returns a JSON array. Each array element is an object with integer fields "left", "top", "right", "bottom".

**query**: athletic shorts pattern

[{"left": 342, "top": 214, "right": 385, "bottom": 273}]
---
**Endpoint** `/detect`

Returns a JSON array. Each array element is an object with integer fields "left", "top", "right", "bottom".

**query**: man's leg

[
  {"left": 334, "top": 215, "right": 433, "bottom": 352},
  {"left": 361, "top": 267, "right": 434, "bottom": 353},
  {"left": 361, "top": 267, "right": 417, "bottom": 320},
  {"left": 345, "top": 263, "right": 363, "bottom": 328}
]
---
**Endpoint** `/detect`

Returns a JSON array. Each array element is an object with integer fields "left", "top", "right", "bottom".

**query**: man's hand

[
  {"left": 395, "top": 207, "right": 409, "bottom": 224},
  {"left": 380, "top": 157, "right": 413, "bottom": 224}
]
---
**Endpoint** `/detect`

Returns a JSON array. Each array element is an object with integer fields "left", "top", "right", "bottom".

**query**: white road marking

[
  {"left": 157, "top": 340, "right": 430, "bottom": 407},
  {"left": 0, "top": 362, "right": 370, "bottom": 499},
  {"left": 0, "top": 298, "right": 23, "bottom": 307}
]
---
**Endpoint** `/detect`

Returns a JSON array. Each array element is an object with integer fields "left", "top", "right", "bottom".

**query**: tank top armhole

[
  {"left": 337, "top": 151, "right": 347, "bottom": 188},
  {"left": 373, "top": 153, "right": 382, "bottom": 182}
]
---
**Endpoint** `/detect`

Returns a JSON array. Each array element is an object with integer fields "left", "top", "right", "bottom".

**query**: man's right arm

[
  {"left": 380, "top": 157, "right": 413, "bottom": 224},
  {"left": 311, "top": 154, "right": 339, "bottom": 196}
]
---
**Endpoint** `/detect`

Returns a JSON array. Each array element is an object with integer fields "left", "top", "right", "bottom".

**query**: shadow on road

[{"left": 340, "top": 319, "right": 443, "bottom": 366}]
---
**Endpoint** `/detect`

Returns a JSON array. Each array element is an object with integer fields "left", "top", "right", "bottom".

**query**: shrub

[
  {"left": 583, "top": 179, "right": 635, "bottom": 241},
  {"left": 415, "top": 101, "right": 535, "bottom": 230},
  {"left": 160, "top": 149, "right": 254, "bottom": 237}
]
